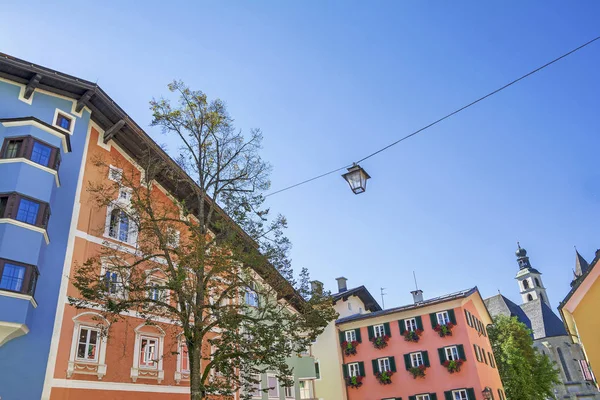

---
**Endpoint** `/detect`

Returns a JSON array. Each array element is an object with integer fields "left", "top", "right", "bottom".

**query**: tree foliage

[
  {"left": 487, "top": 315, "right": 560, "bottom": 400},
  {"left": 70, "top": 81, "right": 337, "bottom": 400}
]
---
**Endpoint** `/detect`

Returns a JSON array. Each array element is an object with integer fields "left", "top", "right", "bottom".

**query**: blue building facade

[{"left": 0, "top": 77, "right": 91, "bottom": 400}]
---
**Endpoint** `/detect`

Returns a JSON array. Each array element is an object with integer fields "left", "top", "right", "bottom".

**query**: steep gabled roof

[
  {"left": 332, "top": 286, "right": 381, "bottom": 313},
  {"left": 574, "top": 250, "right": 590, "bottom": 278},
  {"left": 337, "top": 287, "right": 477, "bottom": 324},
  {"left": 484, "top": 295, "right": 567, "bottom": 340}
]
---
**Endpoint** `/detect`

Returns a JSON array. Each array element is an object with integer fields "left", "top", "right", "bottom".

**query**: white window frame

[
  {"left": 437, "top": 311, "right": 450, "bottom": 325},
  {"left": 405, "top": 318, "right": 418, "bottom": 332},
  {"left": 410, "top": 352, "right": 424, "bottom": 367},
  {"left": 345, "top": 330, "right": 357, "bottom": 342},
  {"left": 445, "top": 346, "right": 460, "bottom": 361},
  {"left": 378, "top": 357, "right": 391, "bottom": 372},
  {"left": 75, "top": 326, "right": 100, "bottom": 362},
  {"left": 100, "top": 259, "right": 128, "bottom": 300},
  {"left": 245, "top": 282, "right": 260, "bottom": 307},
  {"left": 131, "top": 324, "right": 165, "bottom": 383},
  {"left": 146, "top": 273, "right": 169, "bottom": 304},
  {"left": 52, "top": 108, "right": 76, "bottom": 135},
  {"left": 466, "top": 310, "right": 473, "bottom": 326},
  {"left": 108, "top": 165, "right": 123, "bottom": 182},
  {"left": 166, "top": 226, "right": 180, "bottom": 248},
  {"left": 267, "top": 374, "right": 279, "bottom": 398},
  {"left": 174, "top": 335, "right": 190, "bottom": 384},
  {"left": 348, "top": 362, "right": 360, "bottom": 377},
  {"left": 298, "top": 379, "right": 313, "bottom": 400},
  {"left": 417, "top": 395, "right": 431, "bottom": 400},
  {"left": 67, "top": 312, "right": 109, "bottom": 380},
  {"left": 374, "top": 324, "right": 385, "bottom": 338},
  {"left": 249, "top": 373, "right": 262, "bottom": 398},
  {"left": 453, "top": 389, "right": 468, "bottom": 400},
  {"left": 283, "top": 378, "right": 294, "bottom": 398},
  {"left": 104, "top": 204, "right": 138, "bottom": 245}
]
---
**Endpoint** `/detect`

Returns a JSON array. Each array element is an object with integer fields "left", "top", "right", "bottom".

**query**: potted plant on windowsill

[
  {"left": 375, "top": 370, "right": 394, "bottom": 385},
  {"left": 345, "top": 375, "right": 363, "bottom": 388},
  {"left": 370, "top": 334, "right": 390, "bottom": 349},
  {"left": 341, "top": 340, "right": 359, "bottom": 356},
  {"left": 403, "top": 329, "right": 423, "bottom": 343},
  {"left": 408, "top": 365, "right": 427, "bottom": 379},
  {"left": 443, "top": 359, "right": 464, "bottom": 373},
  {"left": 434, "top": 322, "right": 454, "bottom": 337}
]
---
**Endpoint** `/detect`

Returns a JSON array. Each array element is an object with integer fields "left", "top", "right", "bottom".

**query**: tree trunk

[{"left": 190, "top": 342, "right": 204, "bottom": 400}]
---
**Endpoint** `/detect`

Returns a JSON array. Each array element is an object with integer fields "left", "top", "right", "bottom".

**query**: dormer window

[{"left": 55, "top": 112, "right": 72, "bottom": 132}]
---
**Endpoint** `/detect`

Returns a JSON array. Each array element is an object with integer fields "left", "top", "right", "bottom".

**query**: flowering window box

[
  {"left": 443, "top": 359, "right": 464, "bottom": 373},
  {"left": 408, "top": 365, "right": 427, "bottom": 379},
  {"left": 345, "top": 375, "right": 363, "bottom": 388},
  {"left": 370, "top": 334, "right": 390, "bottom": 349},
  {"left": 403, "top": 329, "right": 423, "bottom": 343},
  {"left": 434, "top": 323, "right": 454, "bottom": 337},
  {"left": 375, "top": 370, "right": 394, "bottom": 385},
  {"left": 342, "top": 340, "right": 359, "bottom": 356}
]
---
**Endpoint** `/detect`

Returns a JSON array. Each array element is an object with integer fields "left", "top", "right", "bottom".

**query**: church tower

[{"left": 515, "top": 243, "right": 550, "bottom": 307}]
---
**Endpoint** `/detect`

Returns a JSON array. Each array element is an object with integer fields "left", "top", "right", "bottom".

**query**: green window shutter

[
  {"left": 342, "top": 363, "right": 348, "bottom": 378},
  {"left": 467, "top": 388, "right": 476, "bottom": 400},
  {"left": 416, "top": 316, "right": 424, "bottom": 330},
  {"left": 458, "top": 344, "right": 466, "bottom": 360},
  {"left": 404, "top": 354, "right": 411, "bottom": 370},
  {"left": 384, "top": 322, "right": 391, "bottom": 337},
  {"left": 430, "top": 313, "right": 438, "bottom": 328},
  {"left": 483, "top": 325, "right": 487, "bottom": 337},
  {"left": 339, "top": 331, "right": 345, "bottom": 344},
  {"left": 464, "top": 309, "right": 471, "bottom": 326},
  {"left": 473, "top": 344, "right": 478, "bottom": 362},
  {"left": 448, "top": 309, "right": 456, "bottom": 324},
  {"left": 367, "top": 325, "right": 374, "bottom": 341},
  {"left": 430, "top": 394, "right": 438, "bottom": 400},
  {"left": 389, "top": 356, "right": 397, "bottom": 372},
  {"left": 438, "top": 348, "right": 446, "bottom": 364},
  {"left": 355, "top": 328, "right": 362, "bottom": 343},
  {"left": 483, "top": 351, "right": 487, "bottom": 364},
  {"left": 444, "top": 391, "right": 453, "bottom": 400},
  {"left": 497, "top": 389, "right": 502, "bottom": 400},
  {"left": 423, "top": 350, "right": 430, "bottom": 367},
  {"left": 358, "top": 361, "right": 365, "bottom": 376},
  {"left": 399, "top": 319, "right": 406, "bottom": 335},
  {"left": 372, "top": 359, "right": 379, "bottom": 374},
  {"left": 409, "top": 396, "right": 417, "bottom": 400}
]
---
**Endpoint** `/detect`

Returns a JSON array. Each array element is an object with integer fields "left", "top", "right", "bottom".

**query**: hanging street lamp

[
  {"left": 482, "top": 388, "right": 493, "bottom": 400},
  {"left": 342, "top": 164, "right": 371, "bottom": 194}
]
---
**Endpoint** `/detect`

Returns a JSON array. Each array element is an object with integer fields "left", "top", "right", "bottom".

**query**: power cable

[{"left": 266, "top": 35, "right": 600, "bottom": 197}]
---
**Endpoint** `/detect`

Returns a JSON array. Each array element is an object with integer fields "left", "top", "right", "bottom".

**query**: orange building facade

[{"left": 336, "top": 288, "right": 504, "bottom": 400}]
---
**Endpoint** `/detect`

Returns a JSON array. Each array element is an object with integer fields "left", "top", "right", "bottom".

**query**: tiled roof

[
  {"left": 336, "top": 287, "right": 477, "bottom": 325},
  {"left": 484, "top": 295, "right": 567, "bottom": 340}
]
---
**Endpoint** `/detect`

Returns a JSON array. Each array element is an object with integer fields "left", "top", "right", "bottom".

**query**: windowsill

[
  {"left": 0, "top": 158, "right": 60, "bottom": 187},
  {"left": 102, "top": 232, "right": 136, "bottom": 249},
  {"left": 0, "top": 218, "right": 49, "bottom": 244},
  {"left": 0, "top": 289, "right": 37, "bottom": 307},
  {"left": 73, "top": 359, "right": 99, "bottom": 365}
]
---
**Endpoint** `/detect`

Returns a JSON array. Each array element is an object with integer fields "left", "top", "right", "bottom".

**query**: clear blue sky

[{"left": 2, "top": 1, "right": 600, "bottom": 311}]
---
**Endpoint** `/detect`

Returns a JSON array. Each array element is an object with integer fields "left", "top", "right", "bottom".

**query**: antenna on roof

[
  {"left": 413, "top": 271, "right": 419, "bottom": 291},
  {"left": 380, "top": 287, "right": 387, "bottom": 310}
]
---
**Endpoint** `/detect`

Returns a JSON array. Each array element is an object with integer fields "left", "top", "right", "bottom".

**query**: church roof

[
  {"left": 484, "top": 295, "right": 567, "bottom": 340},
  {"left": 574, "top": 250, "right": 590, "bottom": 278}
]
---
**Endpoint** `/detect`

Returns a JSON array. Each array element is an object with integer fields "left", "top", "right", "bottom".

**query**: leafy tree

[
  {"left": 487, "top": 315, "right": 560, "bottom": 400},
  {"left": 70, "top": 81, "right": 337, "bottom": 400}
]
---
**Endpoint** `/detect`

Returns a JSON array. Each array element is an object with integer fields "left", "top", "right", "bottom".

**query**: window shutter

[
  {"left": 438, "top": 348, "right": 446, "bottom": 364},
  {"left": 358, "top": 361, "right": 365, "bottom": 376},
  {"left": 404, "top": 354, "right": 411, "bottom": 370},
  {"left": 5, "top": 193, "right": 19, "bottom": 219},
  {"left": 384, "top": 322, "right": 391, "bottom": 337},
  {"left": 409, "top": 396, "right": 417, "bottom": 400},
  {"left": 430, "top": 313, "right": 438, "bottom": 328},
  {"left": 372, "top": 359, "right": 379, "bottom": 374},
  {"left": 473, "top": 344, "right": 480, "bottom": 362},
  {"left": 368, "top": 325, "right": 374, "bottom": 340},
  {"left": 467, "top": 388, "right": 476, "bottom": 400},
  {"left": 399, "top": 319, "right": 406, "bottom": 335},
  {"left": 355, "top": 328, "right": 362, "bottom": 343},
  {"left": 448, "top": 309, "right": 456, "bottom": 324},
  {"left": 458, "top": 344, "right": 466, "bottom": 360},
  {"left": 482, "top": 325, "right": 487, "bottom": 337},
  {"left": 465, "top": 309, "right": 472, "bottom": 326},
  {"left": 389, "top": 356, "right": 396, "bottom": 372},
  {"left": 430, "top": 394, "right": 438, "bottom": 400},
  {"left": 423, "top": 350, "right": 430, "bottom": 367},
  {"left": 339, "top": 331, "right": 344, "bottom": 345},
  {"left": 444, "top": 391, "right": 453, "bottom": 400},
  {"left": 497, "top": 389, "right": 502, "bottom": 400},
  {"left": 416, "top": 316, "right": 423, "bottom": 330},
  {"left": 342, "top": 364, "right": 348, "bottom": 378},
  {"left": 482, "top": 351, "right": 487, "bottom": 364}
]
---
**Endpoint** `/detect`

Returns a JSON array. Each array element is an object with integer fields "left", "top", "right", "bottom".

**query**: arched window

[
  {"left": 534, "top": 278, "right": 541, "bottom": 287},
  {"left": 109, "top": 209, "right": 129, "bottom": 242},
  {"left": 527, "top": 294, "right": 533, "bottom": 301},
  {"left": 523, "top": 279, "right": 530, "bottom": 289}
]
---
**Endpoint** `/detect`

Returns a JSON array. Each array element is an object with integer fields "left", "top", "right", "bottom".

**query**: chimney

[
  {"left": 310, "top": 280, "right": 323, "bottom": 295},
  {"left": 411, "top": 289, "right": 424, "bottom": 304},
  {"left": 336, "top": 277, "right": 348, "bottom": 293}
]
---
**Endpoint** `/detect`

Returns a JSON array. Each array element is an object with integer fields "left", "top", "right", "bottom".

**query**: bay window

[
  {"left": 0, "top": 192, "right": 50, "bottom": 229},
  {"left": 0, "top": 258, "right": 38, "bottom": 296},
  {"left": 1, "top": 136, "right": 60, "bottom": 170}
]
